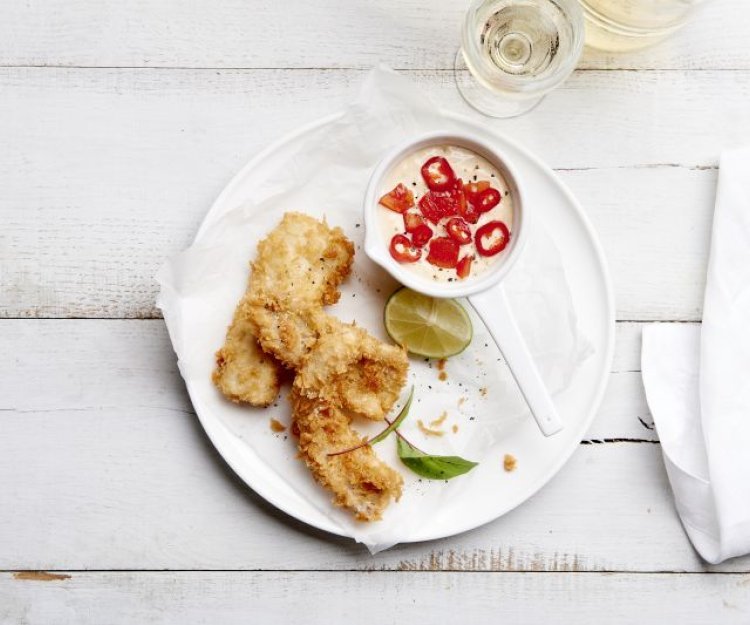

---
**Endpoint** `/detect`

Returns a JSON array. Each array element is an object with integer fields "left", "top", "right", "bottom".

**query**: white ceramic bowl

[{"left": 363, "top": 131, "right": 527, "bottom": 298}]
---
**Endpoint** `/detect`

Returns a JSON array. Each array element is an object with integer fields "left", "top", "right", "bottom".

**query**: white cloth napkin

[{"left": 642, "top": 146, "right": 750, "bottom": 564}]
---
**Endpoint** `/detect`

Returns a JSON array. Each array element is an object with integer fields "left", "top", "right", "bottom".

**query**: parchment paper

[{"left": 156, "top": 67, "right": 592, "bottom": 552}]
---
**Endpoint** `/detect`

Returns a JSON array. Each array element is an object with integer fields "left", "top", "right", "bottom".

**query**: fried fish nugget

[
  {"left": 295, "top": 321, "right": 409, "bottom": 421},
  {"left": 248, "top": 307, "right": 337, "bottom": 372},
  {"left": 248, "top": 213, "right": 354, "bottom": 367},
  {"left": 212, "top": 213, "right": 353, "bottom": 403},
  {"left": 212, "top": 305, "right": 282, "bottom": 406},
  {"left": 250, "top": 212, "right": 354, "bottom": 310},
  {"left": 214, "top": 212, "right": 408, "bottom": 521},
  {"left": 290, "top": 386, "right": 403, "bottom": 522}
]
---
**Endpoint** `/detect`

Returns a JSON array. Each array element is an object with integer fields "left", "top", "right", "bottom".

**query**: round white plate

[{"left": 187, "top": 111, "right": 615, "bottom": 543}]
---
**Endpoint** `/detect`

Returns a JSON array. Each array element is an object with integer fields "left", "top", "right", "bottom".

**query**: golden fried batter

[
  {"left": 212, "top": 213, "right": 353, "bottom": 404},
  {"left": 295, "top": 322, "right": 409, "bottom": 421},
  {"left": 249, "top": 307, "right": 335, "bottom": 371},
  {"left": 290, "top": 386, "right": 403, "bottom": 522},
  {"left": 251, "top": 213, "right": 353, "bottom": 309},
  {"left": 212, "top": 310, "right": 281, "bottom": 406},
  {"left": 247, "top": 213, "right": 354, "bottom": 368},
  {"left": 213, "top": 212, "right": 409, "bottom": 521}
]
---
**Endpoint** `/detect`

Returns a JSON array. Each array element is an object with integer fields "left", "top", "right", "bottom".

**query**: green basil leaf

[
  {"left": 369, "top": 386, "right": 414, "bottom": 446},
  {"left": 397, "top": 436, "right": 478, "bottom": 480}
]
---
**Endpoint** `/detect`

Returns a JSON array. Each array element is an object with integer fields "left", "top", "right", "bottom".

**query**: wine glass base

[{"left": 454, "top": 48, "right": 545, "bottom": 119}]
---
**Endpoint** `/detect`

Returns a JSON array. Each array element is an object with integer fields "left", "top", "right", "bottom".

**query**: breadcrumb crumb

[
  {"left": 269, "top": 418, "right": 286, "bottom": 433},
  {"left": 430, "top": 411, "right": 448, "bottom": 427},
  {"left": 417, "top": 419, "right": 445, "bottom": 437}
]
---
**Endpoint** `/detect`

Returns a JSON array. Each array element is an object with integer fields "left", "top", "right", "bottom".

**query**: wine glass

[{"left": 455, "top": 0, "right": 585, "bottom": 118}]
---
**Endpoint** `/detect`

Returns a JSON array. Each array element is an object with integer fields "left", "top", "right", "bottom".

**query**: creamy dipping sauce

[{"left": 378, "top": 145, "right": 514, "bottom": 282}]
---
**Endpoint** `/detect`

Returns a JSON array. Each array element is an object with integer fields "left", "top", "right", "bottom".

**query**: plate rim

[{"left": 187, "top": 110, "right": 616, "bottom": 543}]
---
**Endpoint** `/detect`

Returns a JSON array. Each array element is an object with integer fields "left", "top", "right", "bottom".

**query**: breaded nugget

[
  {"left": 212, "top": 309, "right": 282, "bottom": 406},
  {"left": 249, "top": 307, "right": 336, "bottom": 372},
  {"left": 295, "top": 322, "right": 409, "bottom": 421},
  {"left": 214, "top": 212, "right": 409, "bottom": 521},
  {"left": 290, "top": 386, "right": 403, "bottom": 522},
  {"left": 248, "top": 213, "right": 354, "bottom": 368},
  {"left": 212, "top": 213, "right": 353, "bottom": 403},
  {"left": 250, "top": 213, "right": 354, "bottom": 309}
]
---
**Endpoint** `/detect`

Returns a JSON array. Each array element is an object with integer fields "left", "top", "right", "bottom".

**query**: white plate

[{"left": 186, "top": 111, "right": 615, "bottom": 543}]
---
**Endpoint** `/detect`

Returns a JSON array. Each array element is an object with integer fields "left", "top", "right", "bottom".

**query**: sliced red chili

[
  {"left": 411, "top": 223, "right": 433, "bottom": 247},
  {"left": 420, "top": 156, "right": 456, "bottom": 192},
  {"left": 379, "top": 183, "right": 415, "bottom": 213},
  {"left": 426, "top": 237, "right": 459, "bottom": 269},
  {"left": 389, "top": 233, "right": 421, "bottom": 263},
  {"left": 475, "top": 187, "right": 501, "bottom": 213},
  {"left": 475, "top": 220, "right": 510, "bottom": 257},
  {"left": 456, "top": 255, "right": 473, "bottom": 279},
  {"left": 446, "top": 217, "right": 472, "bottom": 245},
  {"left": 463, "top": 180, "right": 491, "bottom": 203}
]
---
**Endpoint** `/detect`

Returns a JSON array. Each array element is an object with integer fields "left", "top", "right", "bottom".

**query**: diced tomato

[
  {"left": 418, "top": 193, "right": 441, "bottom": 223},
  {"left": 475, "top": 221, "right": 510, "bottom": 257},
  {"left": 411, "top": 223, "right": 433, "bottom": 247},
  {"left": 389, "top": 233, "right": 421, "bottom": 263},
  {"left": 419, "top": 191, "right": 458, "bottom": 223},
  {"left": 403, "top": 211, "right": 425, "bottom": 233},
  {"left": 463, "top": 180, "right": 491, "bottom": 203},
  {"left": 436, "top": 191, "right": 462, "bottom": 217},
  {"left": 379, "top": 183, "right": 415, "bottom": 213},
  {"left": 403, "top": 208, "right": 433, "bottom": 245},
  {"left": 426, "top": 237, "right": 459, "bottom": 269},
  {"left": 459, "top": 198, "right": 481, "bottom": 224},
  {"left": 475, "top": 187, "right": 501, "bottom": 213},
  {"left": 446, "top": 217, "right": 472, "bottom": 245},
  {"left": 420, "top": 157, "right": 456, "bottom": 192},
  {"left": 456, "top": 255, "right": 473, "bottom": 279},
  {"left": 454, "top": 178, "right": 468, "bottom": 214}
]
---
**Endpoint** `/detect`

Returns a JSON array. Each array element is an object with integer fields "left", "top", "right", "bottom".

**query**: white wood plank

[
  {"left": 0, "top": 0, "right": 746, "bottom": 70},
  {"left": 2, "top": 571, "right": 750, "bottom": 625},
  {"left": 4, "top": 319, "right": 748, "bottom": 573},
  {"left": 0, "top": 320, "right": 654, "bottom": 439},
  {"left": 563, "top": 167, "right": 716, "bottom": 323},
  {"left": 1, "top": 67, "right": 738, "bottom": 319}
]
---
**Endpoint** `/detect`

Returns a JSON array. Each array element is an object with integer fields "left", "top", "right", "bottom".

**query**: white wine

[
  {"left": 456, "top": 0, "right": 584, "bottom": 118},
  {"left": 580, "top": 0, "right": 704, "bottom": 52},
  {"left": 479, "top": 1, "right": 578, "bottom": 79}
]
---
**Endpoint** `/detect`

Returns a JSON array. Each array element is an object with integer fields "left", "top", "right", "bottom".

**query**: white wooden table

[{"left": 2, "top": 0, "right": 750, "bottom": 622}]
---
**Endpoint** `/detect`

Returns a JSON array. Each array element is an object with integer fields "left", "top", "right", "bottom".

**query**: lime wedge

[{"left": 384, "top": 287, "right": 472, "bottom": 358}]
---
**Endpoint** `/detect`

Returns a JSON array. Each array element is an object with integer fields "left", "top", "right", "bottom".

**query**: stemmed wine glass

[{"left": 455, "top": 0, "right": 585, "bottom": 118}]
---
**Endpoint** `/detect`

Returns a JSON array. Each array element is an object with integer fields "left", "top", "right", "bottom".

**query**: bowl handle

[{"left": 469, "top": 284, "right": 563, "bottom": 437}]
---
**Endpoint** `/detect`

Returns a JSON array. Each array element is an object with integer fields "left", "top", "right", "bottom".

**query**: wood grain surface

[
  {"left": 1, "top": 320, "right": 747, "bottom": 574},
  {"left": 0, "top": 0, "right": 745, "bottom": 70},
  {"left": 3, "top": 571, "right": 750, "bottom": 625},
  {"left": 2, "top": 0, "right": 749, "bottom": 619},
  {"left": 2, "top": 68, "right": 741, "bottom": 319}
]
